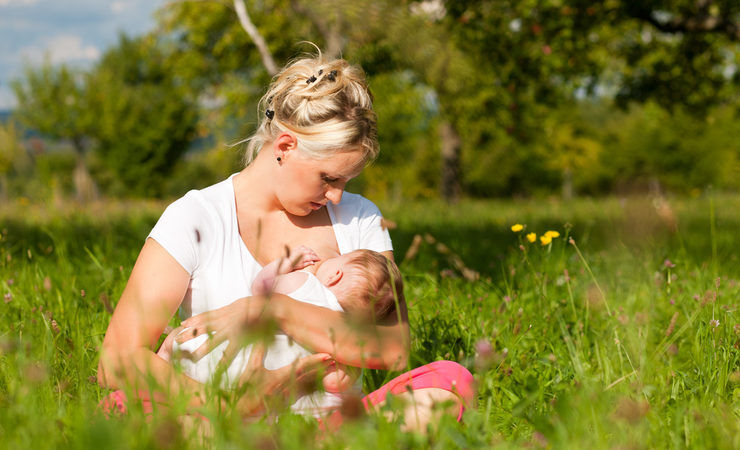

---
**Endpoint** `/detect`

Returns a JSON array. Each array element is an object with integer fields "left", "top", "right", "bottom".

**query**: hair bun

[{"left": 243, "top": 50, "right": 378, "bottom": 166}]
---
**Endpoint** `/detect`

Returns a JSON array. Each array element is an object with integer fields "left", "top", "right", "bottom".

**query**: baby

[{"left": 159, "top": 246, "right": 404, "bottom": 414}]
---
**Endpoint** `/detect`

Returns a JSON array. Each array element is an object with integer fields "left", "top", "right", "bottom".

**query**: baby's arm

[
  {"left": 322, "top": 363, "right": 360, "bottom": 394},
  {"left": 252, "top": 246, "right": 319, "bottom": 295}
]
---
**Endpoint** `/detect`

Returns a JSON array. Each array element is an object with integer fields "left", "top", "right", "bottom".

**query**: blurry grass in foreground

[{"left": 0, "top": 194, "right": 738, "bottom": 448}]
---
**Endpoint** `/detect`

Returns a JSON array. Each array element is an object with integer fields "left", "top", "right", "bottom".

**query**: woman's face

[{"left": 275, "top": 147, "right": 365, "bottom": 216}]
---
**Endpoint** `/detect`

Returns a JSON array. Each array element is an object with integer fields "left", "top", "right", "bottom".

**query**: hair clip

[
  {"left": 265, "top": 109, "right": 275, "bottom": 120},
  {"left": 306, "top": 75, "right": 317, "bottom": 84},
  {"left": 327, "top": 70, "right": 337, "bottom": 82},
  {"left": 318, "top": 69, "right": 323, "bottom": 75}
]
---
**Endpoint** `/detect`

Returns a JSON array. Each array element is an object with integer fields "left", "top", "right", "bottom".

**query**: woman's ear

[
  {"left": 325, "top": 269, "right": 343, "bottom": 287},
  {"left": 273, "top": 133, "right": 298, "bottom": 161}
]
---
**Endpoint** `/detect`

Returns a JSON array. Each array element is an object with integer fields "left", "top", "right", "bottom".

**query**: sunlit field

[{"left": 1, "top": 194, "right": 738, "bottom": 448}]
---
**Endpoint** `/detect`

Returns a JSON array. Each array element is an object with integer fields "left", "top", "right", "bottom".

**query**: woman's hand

[
  {"left": 236, "top": 343, "right": 333, "bottom": 416},
  {"left": 175, "top": 296, "right": 270, "bottom": 364}
]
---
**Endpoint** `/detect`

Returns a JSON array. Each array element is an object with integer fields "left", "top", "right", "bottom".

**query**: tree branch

[
  {"left": 233, "top": 0, "right": 279, "bottom": 75},
  {"left": 289, "top": 0, "right": 344, "bottom": 58}
]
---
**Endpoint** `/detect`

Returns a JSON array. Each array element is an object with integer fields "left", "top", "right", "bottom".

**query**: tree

[
  {"left": 85, "top": 34, "right": 198, "bottom": 197},
  {"left": 445, "top": 0, "right": 739, "bottom": 113},
  {"left": 12, "top": 34, "right": 199, "bottom": 198},
  {"left": 0, "top": 121, "right": 28, "bottom": 201},
  {"left": 11, "top": 62, "right": 98, "bottom": 201},
  {"left": 159, "top": 0, "right": 476, "bottom": 201},
  {"left": 156, "top": 0, "right": 739, "bottom": 199}
]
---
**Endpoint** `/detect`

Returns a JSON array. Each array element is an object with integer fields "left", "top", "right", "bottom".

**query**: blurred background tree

[
  {"left": 6, "top": 0, "right": 739, "bottom": 202},
  {"left": 85, "top": 34, "right": 198, "bottom": 197},
  {"left": 11, "top": 62, "right": 97, "bottom": 201},
  {"left": 0, "top": 121, "right": 31, "bottom": 201}
]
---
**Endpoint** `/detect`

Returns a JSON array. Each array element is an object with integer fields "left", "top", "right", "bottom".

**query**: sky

[{"left": 0, "top": 0, "right": 165, "bottom": 109}]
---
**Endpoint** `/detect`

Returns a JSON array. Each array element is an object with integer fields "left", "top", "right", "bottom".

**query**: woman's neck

[{"left": 233, "top": 150, "right": 282, "bottom": 214}]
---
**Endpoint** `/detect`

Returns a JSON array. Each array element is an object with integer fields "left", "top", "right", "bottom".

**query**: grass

[{"left": 1, "top": 193, "right": 739, "bottom": 448}]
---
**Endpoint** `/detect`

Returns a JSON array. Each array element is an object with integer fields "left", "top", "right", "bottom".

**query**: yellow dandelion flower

[
  {"left": 511, "top": 224, "right": 524, "bottom": 232},
  {"left": 526, "top": 232, "right": 537, "bottom": 243},
  {"left": 544, "top": 230, "right": 560, "bottom": 239},
  {"left": 540, "top": 235, "right": 552, "bottom": 245}
]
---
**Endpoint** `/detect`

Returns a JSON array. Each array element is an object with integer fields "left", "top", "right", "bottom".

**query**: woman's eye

[{"left": 322, "top": 175, "right": 339, "bottom": 183}]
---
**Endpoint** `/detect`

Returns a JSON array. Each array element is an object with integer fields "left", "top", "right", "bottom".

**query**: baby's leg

[{"left": 324, "top": 361, "right": 474, "bottom": 433}]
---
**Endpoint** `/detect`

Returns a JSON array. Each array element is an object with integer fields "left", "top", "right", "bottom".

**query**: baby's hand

[{"left": 283, "top": 245, "right": 319, "bottom": 272}]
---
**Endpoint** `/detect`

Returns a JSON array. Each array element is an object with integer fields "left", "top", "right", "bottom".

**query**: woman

[{"left": 98, "top": 53, "right": 473, "bottom": 432}]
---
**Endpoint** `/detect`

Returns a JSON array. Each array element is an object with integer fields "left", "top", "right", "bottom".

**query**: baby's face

[{"left": 314, "top": 252, "right": 359, "bottom": 285}]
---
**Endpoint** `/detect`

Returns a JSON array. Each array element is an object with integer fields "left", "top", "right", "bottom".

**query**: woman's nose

[{"left": 325, "top": 187, "right": 343, "bottom": 204}]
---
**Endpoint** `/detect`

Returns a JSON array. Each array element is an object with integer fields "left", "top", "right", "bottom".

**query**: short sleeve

[
  {"left": 148, "top": 192, "right": 213, "bottom": 274},
  {"left": 328, "top": 193, "right": 393, "bottom": 254},
  {"left": 356, "top": 198, "right": 393, "bottom": 253}
]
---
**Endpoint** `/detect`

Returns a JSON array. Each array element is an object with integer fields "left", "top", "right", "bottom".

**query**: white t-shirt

[
  {"left": 172, "top": 273, "right": 345, "bottom": 414},
  {"left": 148, "top": 173, "right": 393, "bottom": 319},
  {"left": 147, "top": 174, "right": 392, "bottom": 410}
]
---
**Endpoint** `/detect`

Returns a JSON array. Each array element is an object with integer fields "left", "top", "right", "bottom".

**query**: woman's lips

[{"left": 310, "top": 202, "right": 324, "bottom": 210}]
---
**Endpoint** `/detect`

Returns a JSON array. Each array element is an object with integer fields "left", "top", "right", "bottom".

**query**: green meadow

[{"left": 1, "top": 194, "right": 738, "bottom": 448}]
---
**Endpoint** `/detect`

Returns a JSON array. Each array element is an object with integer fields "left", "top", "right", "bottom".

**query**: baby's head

[{"left": 316, "top": 249, "right": 403, "bottom": 321}]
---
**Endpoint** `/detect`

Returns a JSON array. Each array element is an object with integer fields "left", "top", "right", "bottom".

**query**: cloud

[
  {"left": 0, "top": 0, "right": 38, "bottom": 6},
  {"left": 20, "top": 34, "right": 100, "bottom": 65},
  {"left": 111, "top": 1, "right": 127, "bottom": 14}
]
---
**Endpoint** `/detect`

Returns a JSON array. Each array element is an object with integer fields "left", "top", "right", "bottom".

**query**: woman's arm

[
  {"left": 99, "top": 239, "right": 334, "bottom": 415},
  {"left": 267, "top": 249, "right": 407, "bottom": 369},
  {"left": 267, "top": 291, "right": 409, "bottom": 370},
  {"left": 97, "top": 239, "right": 208, "bottom": 405},
  {"left": 179, "top": 251, "right": 410, "bottom": 371}
]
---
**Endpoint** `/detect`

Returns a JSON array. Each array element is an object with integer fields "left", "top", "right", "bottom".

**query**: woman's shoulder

[
  {"left": 329, "top": 192, "right": 392, "bottom": 254},
  {"left": 330, "top": 192, "right": 382, "bottom": 221},
  {"left": 149, "top": 175, "right": 238, "bottom": 273},
  {"left": 165, "top": 175, "right": 236, "bottom": 220}
]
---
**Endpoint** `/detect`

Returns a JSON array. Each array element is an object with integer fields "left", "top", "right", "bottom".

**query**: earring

[{"left": 277, "top": 157, "right": 282, "bottom": 162}]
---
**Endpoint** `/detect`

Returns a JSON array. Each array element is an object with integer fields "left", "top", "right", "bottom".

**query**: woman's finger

[
  {"left": 180, "top": 310, "right": 213, "bottom": 330},
  {"left": 217, "top": 339, "right": 243, "bottom": 372},
  {"left": 175, "top": 325, "right": 203, "bottom": 344},
  {"left": 292, "top": 352, "right": 333, "bottom": 377},
  {"left": 190, "top": 331, "right": 227, "bottom": 361},
  {"left": 238, "top": 342, "right": 268, "bottom": 386},
  {"left": 268, "top": 353, "right": 333, "bottom": 396},
  {"left": 245, "top": 342, "right": 267, "bottom": 374}
]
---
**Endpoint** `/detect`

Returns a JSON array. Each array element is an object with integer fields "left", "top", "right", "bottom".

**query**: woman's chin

[{"left": 285, "top": 204, "right": 314, "bottom": 217}]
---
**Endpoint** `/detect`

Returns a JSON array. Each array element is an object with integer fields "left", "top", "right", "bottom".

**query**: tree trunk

[
  {"left": 440, "top": 120, "right": 461, "bottom": 203},
  {"left": 234, "top": 0, "right": 279, "bottom": 76},
  {"left": 290, "top": 0, "right": 344, "bottom": 59},
  {"left": 0, "top": 174, "right": 7, "bottom": 203},
  {"left": 71, "top": 138, "right": 98, "bottom": 203},
  {"left": 562, "top": 167, "right": 574, "bottom": 201}
]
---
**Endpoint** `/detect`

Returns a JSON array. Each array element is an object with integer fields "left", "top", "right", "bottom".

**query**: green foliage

[
  {"left": 165, "top": 143, "right": 244, "bottom": 197},
  {"left": 9, "top": 34, "right": 198, "bottom": 199},
  {"left": 6, "top": 0, "right": 740, "bottom": 200},
  {"left": 86, "top": 34, "right": 198, "bottom": 197},
  {"left": 594, "top": 102, "right": 740, "bottom": 193},
  {"left": 11, "top": 63, "right": 91, "bottom": 153},
  {"left": 0, "top": 121, "right": 28, "bottom": 177},
  {"left": 0, "top": 120, "right": 34, "bottom": 200},
  {"left": 351, "top": 71, "right": 439, "bottom": 199}
]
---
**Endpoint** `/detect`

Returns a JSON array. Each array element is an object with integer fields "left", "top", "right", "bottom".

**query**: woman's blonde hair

[{"left": 244, "top": 51, "right": 378, "bottom": 165}]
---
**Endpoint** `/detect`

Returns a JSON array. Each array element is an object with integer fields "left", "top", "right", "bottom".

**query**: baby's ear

[{"left": 325, "top": 268, "right": 343, "bottom": 286}]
